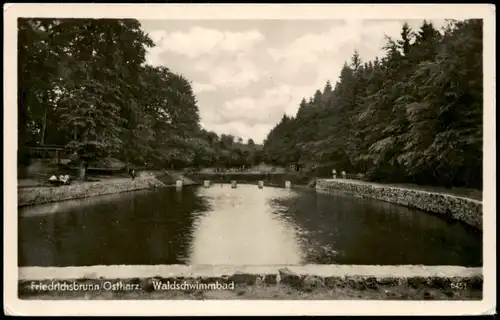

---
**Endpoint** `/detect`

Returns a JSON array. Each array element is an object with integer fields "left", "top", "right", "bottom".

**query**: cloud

[
  {"left": 193, "top": 53, "right": 262, "bottom": 89},
  {"left": 258, "top": 19, "right": 450, "bottom": 121},
  {"left": 146, "top": 26, "right": 265, "bottom": 59},
  {"left": 267, "top": 20, "right": 365, "bottom": 63},
  {"left": 266, "top": 19, "right": 446, "bottom": 66},
  {"left": 201, "top": 83, "right": 319, "bottom": 129},
  {"left": 192, "top": 82, "right": 217, "bottom": 93},
  {"left": 264, "top": 20, "right": 404, "bottom": 89},
  {"left": 145, "top": 46, "right": 165, "bottom": 67},
  {"left": 141, "top": 19, "right": 449, "bottom": 144}
]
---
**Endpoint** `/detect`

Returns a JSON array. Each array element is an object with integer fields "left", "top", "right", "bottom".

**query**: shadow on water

[
  {"left": 19, "top": 188, "right": 210, "bottom": 267},
  {"left": 273, "top": 189, "right": 482, "bottom": 266},
  {"left": 18, "top": 184, "right": 482, "bottom": 267}
]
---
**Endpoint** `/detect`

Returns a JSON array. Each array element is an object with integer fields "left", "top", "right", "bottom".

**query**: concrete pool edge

[
  {"left": 18, "top": 265, "right": 483, "bottom": 300},
  {"left": 316, "top": 179, "right": 482, "bottom": 230},
  {"left": 19, "top": 264, "right": 482, "bottom": 280}
]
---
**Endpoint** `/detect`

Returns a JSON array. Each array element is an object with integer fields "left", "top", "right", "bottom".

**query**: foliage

[
  {"left": 18, "top": 18, "right": 263, "bottom": 175},
  {"left": 262, "top": 19, "right": 483, "bottom": 189}
]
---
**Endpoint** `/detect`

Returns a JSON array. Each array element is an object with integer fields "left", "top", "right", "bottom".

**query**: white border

[{"left": 4, "top": 3, "right": 496, "bottom": 316}]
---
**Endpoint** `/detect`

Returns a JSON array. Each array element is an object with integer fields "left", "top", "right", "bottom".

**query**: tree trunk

[
  {"left": 40, "top": 105, "right": 48, "bottom": 145},
  {"left": 39, "top": 87, "right": 50, "bottom": 146}
]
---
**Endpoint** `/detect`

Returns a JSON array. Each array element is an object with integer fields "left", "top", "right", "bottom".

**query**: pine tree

[{"left": 262, "top": 19, "right": 483, "bottom": 188}]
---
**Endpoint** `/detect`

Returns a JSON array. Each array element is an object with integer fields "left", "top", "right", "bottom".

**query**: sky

[{"left": 140, "top": 19, "right": 447, "bottom": 144}]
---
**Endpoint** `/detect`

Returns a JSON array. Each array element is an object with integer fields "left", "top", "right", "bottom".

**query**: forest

[
  {"left": 18, "top": 19, "right": 483, "bottom": 189},
  {"left": 262, "top": 19, "right": 483, "bottom": 189},
  {"left": 18, "top": 18, "right": 262, "bottom": 174}
]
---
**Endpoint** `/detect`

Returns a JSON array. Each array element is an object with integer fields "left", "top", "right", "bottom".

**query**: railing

[
  {"left": 24, "top": 145, "right": 72, "bottom": 164},
  {"left": 192, "top": 167, "right": 365, "bottom": 180},
  {"left": 26, "top": 145, "right": 69, "bottom": 152},
  {"left": 345, "top": 173, "right": 366, "bottom": 180}
]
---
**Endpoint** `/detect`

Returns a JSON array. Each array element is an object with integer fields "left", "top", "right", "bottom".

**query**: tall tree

[{"left": 262, "top": 19, "right": 483, "bottom": 189}]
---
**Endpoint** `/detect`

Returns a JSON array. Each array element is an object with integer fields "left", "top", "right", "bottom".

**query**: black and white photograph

[{"left": 4, "top": 3, "right": 496, "bottom": 316}]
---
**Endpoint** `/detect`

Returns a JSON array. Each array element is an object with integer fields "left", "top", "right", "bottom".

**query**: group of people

[{"left": 48, "top": 174, "right": 71, "bottom": 186}]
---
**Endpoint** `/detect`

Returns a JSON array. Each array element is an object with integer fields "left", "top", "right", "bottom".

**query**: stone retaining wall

[
  {"left": 18, "top": 176, "right": 166, "bottom": 207},
  {"left": 316, "top": 179, "right": 482, "bottom": 230}
]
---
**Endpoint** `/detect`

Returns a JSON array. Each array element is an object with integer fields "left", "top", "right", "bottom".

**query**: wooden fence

[{"left": 25, "top": 145, "right": 71, "bottom": 165}]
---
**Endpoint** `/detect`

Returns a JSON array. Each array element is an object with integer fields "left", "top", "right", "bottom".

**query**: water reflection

[
  {"left": 187, "top": 185, "right": 303, "bottom": 265},
  {"left": 18, "top": 184, "right": 482, "bottom": 267}
]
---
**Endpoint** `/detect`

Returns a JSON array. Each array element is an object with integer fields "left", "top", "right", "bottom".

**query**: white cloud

[
  {"left": 141, "top": 19, "right": 449, "bottom": 144},
  {"left": 192, "top": 82, "right": 217, "bottom": 93},
  {"left": 267, "top": 20, "right": 365, "bottom": 63},
  {"left": 259, "top": 19, "right": 449, "bottom": 122},
  {"left": 198, "top": 82, "right": 335, "bottom": 144},
  {"left": 147, "top": 26, "right": 265, "bottom": 59},
  {"left": 203, "top": 83, "right": 320, "bottom": 127},
  {"left": 145, "top": 46, "right": 165, "bottom": 67},
  {"left": 193, "top": 53, "right": 261, "bottom": 88}
]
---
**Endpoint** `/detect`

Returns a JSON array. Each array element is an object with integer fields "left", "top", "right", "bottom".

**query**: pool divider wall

[
  {"left": 185, "top": 172, "right": 312, "bottom": 186},
  {"left": 316, "top": 179, "right": 482, "bottom": 230}
]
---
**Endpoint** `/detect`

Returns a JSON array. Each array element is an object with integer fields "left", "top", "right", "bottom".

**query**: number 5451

[{"left": 450, "top": 282, "right": 467, "bottom": 290}]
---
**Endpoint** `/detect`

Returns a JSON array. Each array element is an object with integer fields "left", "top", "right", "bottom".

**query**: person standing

[{"left": 128, "top": 166, "right": 136, "bottom": 181}]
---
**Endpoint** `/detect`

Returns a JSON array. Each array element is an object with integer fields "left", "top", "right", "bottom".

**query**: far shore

[{"left": 17, "top": 169, "right": 482, "bottom": 211}]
